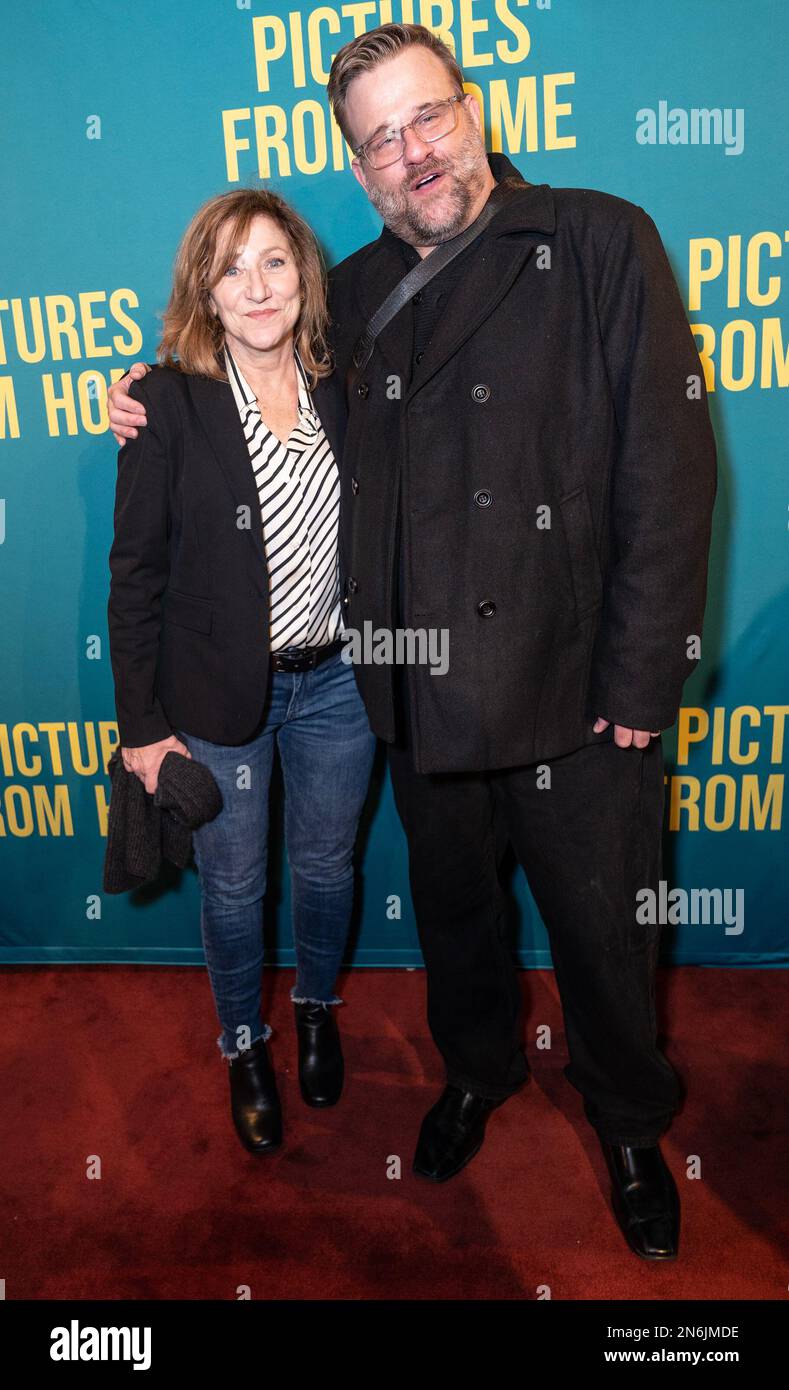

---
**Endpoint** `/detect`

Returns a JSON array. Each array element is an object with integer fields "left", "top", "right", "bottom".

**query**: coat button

[
  {"left": 351, "top": 477, "right": 359, "bottom": 494},
  {"left": 357, "top": 382, "right": 369, "bottom": 398},
  {"left": 347, "top": 577, "right": 359, "bottom": 594},
  {"left": 477, "top": 599, "right": 496, "bottom": 618},
  {"left": 413, "top": 291, "right": 423, "bottom": 304},
  {"left": 415, "top": 351, "right": 424, "bottom": 364},
  {"left": 471, "top": 383, "right": 490, "bottom": 403},
  {"left": 474, "top": 489, "right": 492, "bottom": 507}
]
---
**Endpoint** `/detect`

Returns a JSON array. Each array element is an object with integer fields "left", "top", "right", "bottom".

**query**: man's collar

[{"left": 379, "top": 151, "right": 555, "bottom": 262}]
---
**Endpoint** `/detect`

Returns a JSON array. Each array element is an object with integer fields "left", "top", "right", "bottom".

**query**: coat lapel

[
  {"left": 350, "top": 156, "right": 557, "bottom": 391},
  {"left": 355, "top": 237, "right": 416, "bottom": 379},
  {"left": 407, "top": 179, "right": 556, "bottom": 398},
  {"left": 310, "top": 370, "right": 346, "bottom": 466}
]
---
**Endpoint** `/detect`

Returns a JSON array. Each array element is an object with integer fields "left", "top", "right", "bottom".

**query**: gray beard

[{"left": 365, "top": 130, "right": 491, "bottom": 246}]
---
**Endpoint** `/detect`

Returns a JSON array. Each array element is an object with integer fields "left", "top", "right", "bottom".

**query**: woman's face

[{"left": 208, "top": 213, "right": 302, "bottom": 360}]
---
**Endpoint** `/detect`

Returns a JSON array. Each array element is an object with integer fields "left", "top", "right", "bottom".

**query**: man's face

[{"left": 345, "top": 46, "right": 490, "bottom": 247}]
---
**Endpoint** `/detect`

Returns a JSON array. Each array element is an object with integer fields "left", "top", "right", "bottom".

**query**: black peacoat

[{"left": 328, "top": 152, "right": 718, "bottom": 774}]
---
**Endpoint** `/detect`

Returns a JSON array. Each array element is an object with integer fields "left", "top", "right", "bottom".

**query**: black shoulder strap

[{"left": 347, "top": 179, "right": 519, "bottom": 388}]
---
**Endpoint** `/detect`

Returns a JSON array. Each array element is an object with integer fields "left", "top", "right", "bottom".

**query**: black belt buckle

[
  {"left": 271, "top": 639, "right": 341, "bottom": 673},
  {"left": 272, "top": 647, "right": 314, "bottom": 672}
]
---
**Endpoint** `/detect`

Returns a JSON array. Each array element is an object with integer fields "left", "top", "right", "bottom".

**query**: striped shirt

[{"left": 224, "top": 343, "right": 343, "bottom": 651}]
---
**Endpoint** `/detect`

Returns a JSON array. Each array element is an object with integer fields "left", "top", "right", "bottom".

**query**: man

[{"left": 109, "top": 23, "right": 717, "bottom": 1260}]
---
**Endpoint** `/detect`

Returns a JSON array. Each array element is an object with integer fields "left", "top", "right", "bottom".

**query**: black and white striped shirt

[{"left": 224, "top": 344, "right": 343, "bottom": 652}]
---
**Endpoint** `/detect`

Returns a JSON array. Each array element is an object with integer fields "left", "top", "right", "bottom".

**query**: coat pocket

[
  {"left": 161, "top": 588, "right": 213, "bottom": 634},
  {"left": 558, "top": 486, "right": 603, "bottom": 621}
]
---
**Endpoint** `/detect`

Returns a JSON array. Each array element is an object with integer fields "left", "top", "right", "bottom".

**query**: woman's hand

[
  {"left": 109, "top": 362, "right": 150, "bottom": 445},
  {"left": 121, "top": 734, "right": 191, "bottom": 794}
]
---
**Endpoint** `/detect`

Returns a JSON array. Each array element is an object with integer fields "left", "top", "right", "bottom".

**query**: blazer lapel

[
  {"left": 185, "top": 373, "right": 268, "bottom": 571},
  {"left": 187, "top": 366, "right": 348, "bottom": 561}
]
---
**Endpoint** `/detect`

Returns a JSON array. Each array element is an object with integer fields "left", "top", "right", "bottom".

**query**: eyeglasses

[{"left": 354, "top": 94, "right": 464, "bottom": 170}]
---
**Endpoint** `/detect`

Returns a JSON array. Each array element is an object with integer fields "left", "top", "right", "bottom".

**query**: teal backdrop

[{"left": 1, "top": 0, "right": 787, "bottom": 966}]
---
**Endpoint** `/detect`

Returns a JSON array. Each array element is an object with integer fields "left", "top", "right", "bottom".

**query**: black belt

[{"left": 270, "top": 637, "right": 343, "bottom": 673}]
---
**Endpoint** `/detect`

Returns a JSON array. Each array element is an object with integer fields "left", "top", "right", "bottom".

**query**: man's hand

[
  {"left": 121, "top": 734, "right": 191, "bottom": 795},
  {"left": 109, "top": 362, "right": 151, "bottom": 445},
  {"left": 593, "top": 717, "right": 660, "bottom": 750}
]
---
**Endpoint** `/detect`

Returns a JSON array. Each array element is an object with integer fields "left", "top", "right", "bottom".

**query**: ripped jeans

[{"left": 175, "top": 652, "right": 376, "bottom": 1060}]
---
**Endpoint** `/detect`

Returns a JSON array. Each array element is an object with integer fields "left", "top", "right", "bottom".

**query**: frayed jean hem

[
  {"left": 290, "top": 987, "right": 343, "bottom": 1007},
  {"left": 217, "top": 1023, "right": 272, "bottom": 1061}
]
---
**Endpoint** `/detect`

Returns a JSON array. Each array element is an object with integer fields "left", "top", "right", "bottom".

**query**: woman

[{"left": 107, "top": 188, "right": 376, "bottom": 1156}]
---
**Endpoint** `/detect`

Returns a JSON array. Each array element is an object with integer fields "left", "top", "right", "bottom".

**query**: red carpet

[{"left": 1, "top": 965, "right": 785, "bottom": 1299}]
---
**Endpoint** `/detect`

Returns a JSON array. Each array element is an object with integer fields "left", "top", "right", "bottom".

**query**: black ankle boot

[
  {"left": 227, "top": 1035, "right": 282, "bottom": 1154},
  {"left": 294, "top": 1002, "right": 344, "bottom": 1107}
]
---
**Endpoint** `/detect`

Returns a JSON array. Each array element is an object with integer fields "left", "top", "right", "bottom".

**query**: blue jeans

[{"left": 175, "top": 652, "right": 376, "bottom": 1061}]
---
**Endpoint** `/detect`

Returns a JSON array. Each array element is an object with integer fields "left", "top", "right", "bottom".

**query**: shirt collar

[{"left": 223, "top": 343, "right": 318, "bottom": 434}]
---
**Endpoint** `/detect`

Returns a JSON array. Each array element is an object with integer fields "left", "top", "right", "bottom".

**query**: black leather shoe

[
  {"left": 228, "top": 1036, "right": 282, "bottom": 1154},
  {"left": 601, "top": 1141, "right": 680, "bottom": 1259},
  {"left": 294, "top": 1002, "right": 344, "bottom": 1107},
  {"left": 413, "top": 1084, "right": 506, "bottom": 1182}
]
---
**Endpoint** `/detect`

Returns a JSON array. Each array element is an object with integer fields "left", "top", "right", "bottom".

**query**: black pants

[{"left": 387, "top": 680, "right": 682, "bottom": 1146}]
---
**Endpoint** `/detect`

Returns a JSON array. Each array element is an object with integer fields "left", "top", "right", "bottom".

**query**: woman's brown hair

[{"left": 157, "top": 187, "right": 332, "bottom": 387}]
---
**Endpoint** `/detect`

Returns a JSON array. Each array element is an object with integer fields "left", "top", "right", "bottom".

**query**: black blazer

[{"left": 107, "top": 362, "right": 347, "bottom": 748}]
